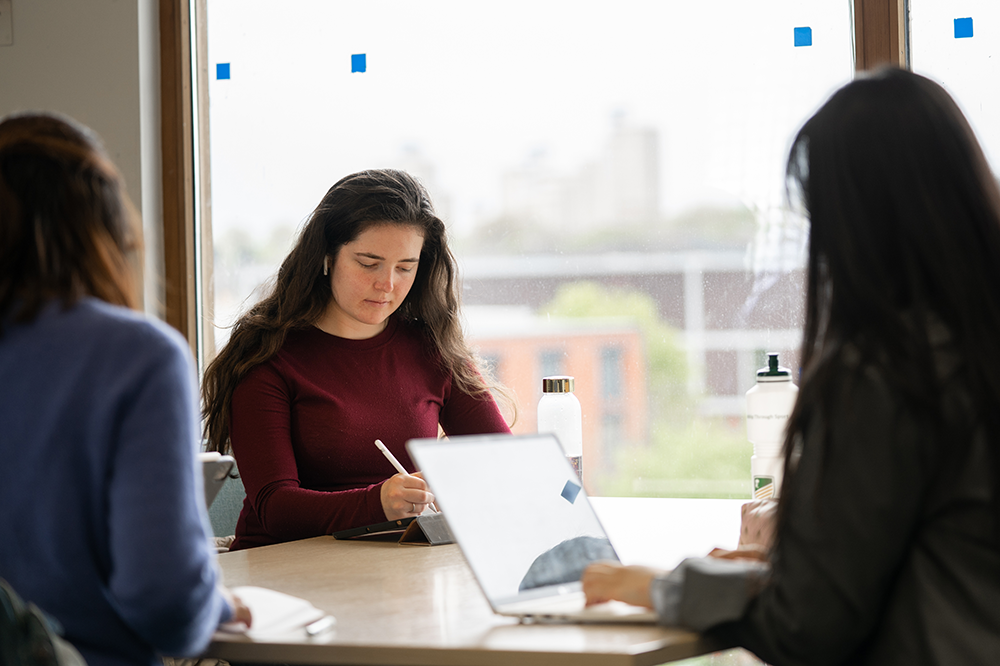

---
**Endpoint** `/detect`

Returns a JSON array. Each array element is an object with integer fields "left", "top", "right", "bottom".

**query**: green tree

[
  {"left": 540, "top": 281, "right": 689, "bottom": 419},
  {"left": 540, "top": 282, "right": 751, "bottom": 498}
]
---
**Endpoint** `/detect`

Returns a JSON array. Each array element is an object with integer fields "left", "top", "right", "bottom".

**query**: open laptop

[{"left": 406, "top": 433, "right": 658, "bottom": 624}]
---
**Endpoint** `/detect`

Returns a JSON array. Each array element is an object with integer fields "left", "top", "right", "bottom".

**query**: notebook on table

[{"left": 406, "top": 433, "right": 658, "bottom": 624}]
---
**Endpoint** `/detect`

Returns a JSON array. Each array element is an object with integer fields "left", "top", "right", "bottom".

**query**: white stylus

[
  {"left": 374, "top": 439, "right": 438, "bottom": 513},
  {"left": 374, "top": 439, "right": 409, "bottom": 476}
]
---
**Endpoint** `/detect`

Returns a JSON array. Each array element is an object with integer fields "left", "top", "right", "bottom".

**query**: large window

[{"left": 201, "top": 1, "right": 854, "bottom": 498}]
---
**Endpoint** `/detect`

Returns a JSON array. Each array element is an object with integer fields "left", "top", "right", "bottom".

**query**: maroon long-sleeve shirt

[{"left": 229, "top": 315, "right": 510, "bottom": 549}]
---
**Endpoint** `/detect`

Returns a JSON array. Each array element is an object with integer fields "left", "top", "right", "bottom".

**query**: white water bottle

[
  {"left": 746, "top": 353, "right": 798, "bottom": 499},
  {"left": 537, "top": 375, "right": 583, "bottom": 478}
]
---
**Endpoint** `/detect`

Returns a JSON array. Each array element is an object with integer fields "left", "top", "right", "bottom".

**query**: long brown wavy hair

[
  {"left": 0, "top": 112, "right": 139, "bottom": 333},
  {"left": 202, "top": 169, "right": 508, "bottom": 454}
]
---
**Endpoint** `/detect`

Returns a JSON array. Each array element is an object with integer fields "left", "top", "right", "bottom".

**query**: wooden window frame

[
  {"left": 160, "top": 0, "right": 213, "bottom": 364},
  {"left": 855, "top": 0, "right": 908, "bottom": 71},
  {"left": 158, "top": 2, "right": 909, "bottom": 362}
]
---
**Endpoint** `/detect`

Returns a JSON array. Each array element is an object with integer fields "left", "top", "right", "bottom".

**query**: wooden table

[{"left": 206, "top": 497, "right": 745, "bottom": 666}]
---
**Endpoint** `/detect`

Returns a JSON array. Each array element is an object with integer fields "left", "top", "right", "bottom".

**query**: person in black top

[{"left": 582, "top": 67, "right": 1000, "bottom": 665}]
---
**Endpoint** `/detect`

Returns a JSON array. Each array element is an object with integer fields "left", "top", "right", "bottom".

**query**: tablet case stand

[
  {"left": 399, "top": 512, "right": 453, "bottom": 546},
  {"left": 332, "top": 512, "right": 454, "bottom": 546}
]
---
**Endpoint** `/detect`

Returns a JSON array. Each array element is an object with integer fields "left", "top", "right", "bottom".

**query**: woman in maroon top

[{"left": 202, "top": 170, "right": 512, "bottom": 550}]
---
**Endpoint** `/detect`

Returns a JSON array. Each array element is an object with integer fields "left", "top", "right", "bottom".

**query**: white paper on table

[{"left": 218, "top": 586, "right": 329, "bottom": 638}]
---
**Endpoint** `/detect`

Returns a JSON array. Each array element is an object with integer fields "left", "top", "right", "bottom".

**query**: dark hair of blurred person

[
  {"left": 581, "top": 69, "right": 1000, "bottom": 665},
  {"left": 0, "top": 112, "right": 138, "bottom": 328}
]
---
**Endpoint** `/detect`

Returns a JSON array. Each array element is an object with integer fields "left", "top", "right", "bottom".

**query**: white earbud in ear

[{"left": 323, "top": 256, "right": 329, "bottom": 276}]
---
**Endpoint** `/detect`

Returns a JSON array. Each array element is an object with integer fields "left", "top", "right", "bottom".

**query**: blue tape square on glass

[
  {"left": 216, "top": 63, "right": 230, "bottom": 80},
  {"left": 351, "top": 53, "right": 366, "bottom": 73},
  {"left": 955, "top": 17, "right": 973, "bottom": 39},
  {"left": 561, "top": 480, "right": 582, "bottom": 504},
  {"left": 794, "top": 27, "right": 812, "bottom": 47}
]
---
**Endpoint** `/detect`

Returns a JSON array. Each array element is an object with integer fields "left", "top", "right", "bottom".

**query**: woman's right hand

[
  {"left": 380, "top": 471, "right": 436, "bottom": 520},
  {"left": 581, "top": 561, "right": 660, "bottom": 608},
  {"left": 219, "top": 585, "right": 252, "bottom": 628}
]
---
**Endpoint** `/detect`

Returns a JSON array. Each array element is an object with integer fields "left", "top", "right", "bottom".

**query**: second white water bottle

[
  {"left": 537, "top": 375, "right": 583, "bottom": 478},
  {"left": 746, "top": 353, "right": 798, "bottom": 499}
]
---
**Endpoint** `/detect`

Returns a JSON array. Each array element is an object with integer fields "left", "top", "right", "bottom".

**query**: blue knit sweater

[{"left": 0, "top": 298, "right": 231, "bottom": 666}]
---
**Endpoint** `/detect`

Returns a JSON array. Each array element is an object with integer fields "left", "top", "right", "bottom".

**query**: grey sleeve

[{"left": 651, "top": 557, "right": 771, "bottom": 630}]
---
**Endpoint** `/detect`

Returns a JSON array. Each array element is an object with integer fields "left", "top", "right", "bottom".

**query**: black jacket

[{"left": 654, "top": 350, "right": 1000, "bottom": 664}]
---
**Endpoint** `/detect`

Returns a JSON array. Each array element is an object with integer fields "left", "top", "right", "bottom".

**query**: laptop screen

[{"left": 407, "top": 433, "right": 620, "bottom": 607}]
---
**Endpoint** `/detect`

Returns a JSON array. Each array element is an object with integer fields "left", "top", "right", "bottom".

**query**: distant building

[
  {"left": 501, "top": 122, "right": 660, "bottom": 233},
  {"left": 465, "top": 307, "right": 647, "bottom": 494},
  {"left": 461, "top": 251, "right": 803, "bottom": 420}
]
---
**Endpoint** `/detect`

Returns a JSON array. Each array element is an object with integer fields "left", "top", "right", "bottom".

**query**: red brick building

[{"left": 466, "top": 308, "right": 647, "bottom": 491}]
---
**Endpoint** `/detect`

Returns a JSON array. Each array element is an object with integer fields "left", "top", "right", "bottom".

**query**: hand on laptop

[
  {"left": 581, "top": 562, "right": 662, "bottom": 609},
  {"left": 381, "top": 471, "right": 436, "bottom": 520}
]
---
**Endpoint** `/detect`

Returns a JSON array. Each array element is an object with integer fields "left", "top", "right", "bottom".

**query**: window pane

[
  {"left": 205, "top": 0, "right": 852, "bottom": 498},
  {"left": 909, "top": 2, "right": 1000, "bottom": 170}
]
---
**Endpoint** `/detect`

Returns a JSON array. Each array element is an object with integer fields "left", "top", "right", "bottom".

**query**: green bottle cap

[{"left": 757, "top": 353, "right": 790, "bottom": 378}]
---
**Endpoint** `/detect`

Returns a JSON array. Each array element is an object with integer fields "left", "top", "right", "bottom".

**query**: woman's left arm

[{"left": 585, "top": 371, "right": 935, "bottom": 665}]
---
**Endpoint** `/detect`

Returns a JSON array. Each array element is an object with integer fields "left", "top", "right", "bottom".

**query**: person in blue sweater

[{"left": 0, "top": 112, "right": 251, "bottom": 665}]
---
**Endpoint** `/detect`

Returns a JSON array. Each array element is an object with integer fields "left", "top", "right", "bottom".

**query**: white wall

[{"left": 0, "top": 0, "right": 164, "bottom": 316}]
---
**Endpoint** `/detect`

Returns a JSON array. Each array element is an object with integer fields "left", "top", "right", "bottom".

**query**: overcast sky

[{"left": 204, "top": 1, "right": 1000, "bottom": 248}]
